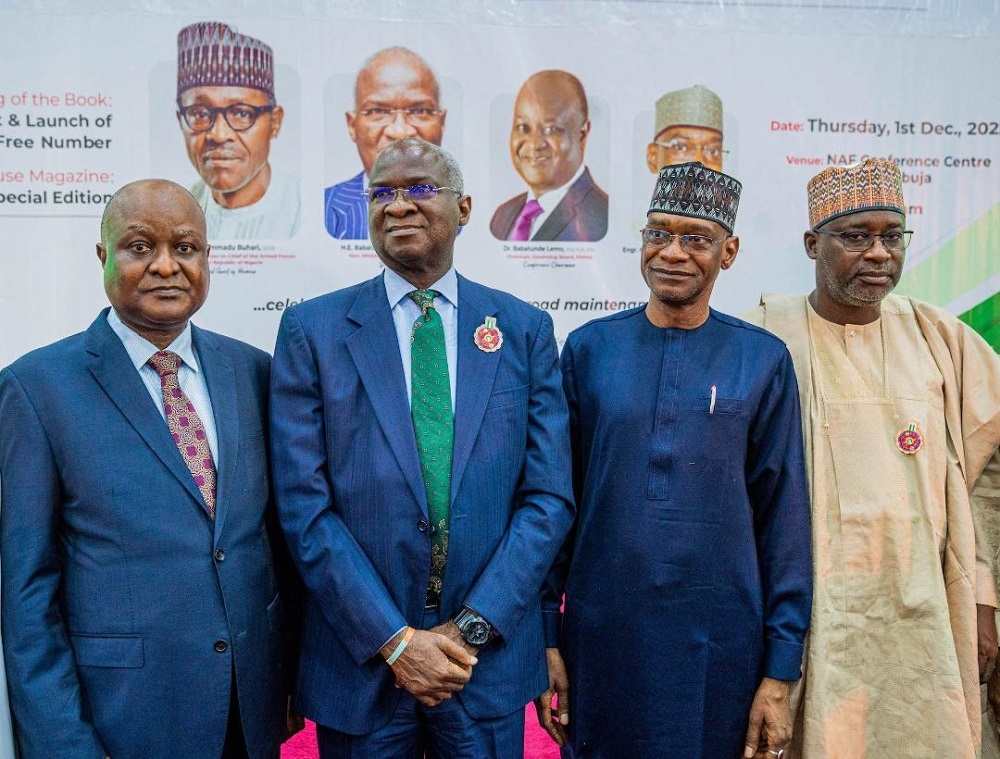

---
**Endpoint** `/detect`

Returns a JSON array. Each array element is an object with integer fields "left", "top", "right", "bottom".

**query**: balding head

[
  {"left": 100, "top": 179, "right": 205, "bottom": 248},
  {"left": 347, "top": 46, "right": 446, "bottom": 176},
  {"left": 509, "top": 70, "right": 591, "bottom": 196}
]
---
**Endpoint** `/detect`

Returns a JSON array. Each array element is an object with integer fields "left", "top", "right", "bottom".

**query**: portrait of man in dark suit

[
  {"left": 0, "top": 179, "right": 299, "bottom": 759},
  {"left": 490, "top": 70, "right": 608, "bottom": 243},
  {"left": 271, "top": 137, "right": 574, "bottom": 757}
]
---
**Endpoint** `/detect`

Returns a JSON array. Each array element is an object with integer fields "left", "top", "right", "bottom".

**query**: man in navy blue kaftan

[{"left": 536, "top": 162, "right": 813, "bottom": 759}]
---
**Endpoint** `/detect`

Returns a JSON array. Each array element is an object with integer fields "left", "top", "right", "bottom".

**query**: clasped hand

[{"left": 385, "top": 623, "right": 478, "bottom": 707}]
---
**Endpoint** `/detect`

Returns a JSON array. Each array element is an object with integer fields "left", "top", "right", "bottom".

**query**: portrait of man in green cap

[{"left": 647, "top": 84, "right": 725, "bottom": 173}]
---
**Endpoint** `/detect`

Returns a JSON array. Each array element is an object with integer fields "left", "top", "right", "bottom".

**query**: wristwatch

[{"left": 452, "top": 607, "right": 495, "bottom": 647}]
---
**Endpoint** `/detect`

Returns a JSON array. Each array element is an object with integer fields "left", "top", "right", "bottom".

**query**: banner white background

[{"left": 2, "top": 0, "right": 999, "bottom": 364}]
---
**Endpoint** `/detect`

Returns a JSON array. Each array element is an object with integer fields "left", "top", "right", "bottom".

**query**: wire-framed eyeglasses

[
  {"left": 356, "top": 107, "right": 443, "bottom": 125},
  {"left": 653, "top": 139, "right": 727, "bottom": 162},
  {"left": 811, "top": 229, "right": 913, "bottom": 252},
  {"left": 641, "top": 227, "right": 728, "bottom": 253},
  {"left": 366, "top": 184, "right": 461, "bottom": 205}
]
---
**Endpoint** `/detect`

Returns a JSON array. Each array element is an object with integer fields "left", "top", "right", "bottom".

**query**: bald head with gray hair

[{"left": 371, "top": 136, "right": 464, "bottom": 194}]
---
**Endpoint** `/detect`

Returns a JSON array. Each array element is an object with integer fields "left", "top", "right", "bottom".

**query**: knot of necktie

[
  {"left": 408, "top": 289, "right": 439, "bottom": 319},
  {"left": 147, "top": 350, "right": 182, "bottom": 377}
]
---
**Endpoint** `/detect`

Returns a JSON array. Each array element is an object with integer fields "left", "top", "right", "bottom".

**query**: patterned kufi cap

[
  {"left": 654, "top": 85, "right": 723, "bottom": 139},
  {"left": 648, "top": 161, "right": 741, "bottom": 234},
  {"left": 807, "top": 158, "right": 905, "bottom": 228},
  {"left": 177, "top": 22, "right": 274, "bottom": 98}
]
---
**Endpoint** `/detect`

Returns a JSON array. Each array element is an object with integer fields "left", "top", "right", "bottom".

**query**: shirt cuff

[
  {"left": 763, "top": 636, "right": 805, "bottom": 681},
  {"left": 377, "top": 625, "right": 409, "bottom": 659}
]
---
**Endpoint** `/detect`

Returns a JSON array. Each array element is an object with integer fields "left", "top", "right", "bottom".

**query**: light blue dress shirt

[{"left": 106, "top": 309, "right": 219, "bottom": 460}]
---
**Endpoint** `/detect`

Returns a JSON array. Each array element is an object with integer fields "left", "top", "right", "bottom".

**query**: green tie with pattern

[{"left": 408, "top": 289, "right": 453, "bottom": 607}]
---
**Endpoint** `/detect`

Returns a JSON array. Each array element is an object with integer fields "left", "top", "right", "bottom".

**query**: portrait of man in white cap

[
  {"left": 647, "top": 84, "right": 725, "bottom": 174},
  {"left": 176, "top": 21, "right": 301, "bottom": 239}
]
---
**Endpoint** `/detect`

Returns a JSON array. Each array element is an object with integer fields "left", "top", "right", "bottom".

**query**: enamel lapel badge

[
  {"left": 474, "top": 316, "right": 503, "bottom": 353},
  {"left": 895, "top": 420, "right": 924, "bottom": 455}
]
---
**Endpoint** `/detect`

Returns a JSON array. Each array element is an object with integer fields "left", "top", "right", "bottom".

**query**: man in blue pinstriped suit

[{"left": 273, "top": 137, "right": 574, "bottom": 757}]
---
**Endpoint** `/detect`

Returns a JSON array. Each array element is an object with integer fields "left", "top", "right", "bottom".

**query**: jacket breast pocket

[
  {"left": 485, "top": 384, "right": 528, "bottom": 411},
  {"left": 69, "top": 634, "right": 145, "bottom": 669}
]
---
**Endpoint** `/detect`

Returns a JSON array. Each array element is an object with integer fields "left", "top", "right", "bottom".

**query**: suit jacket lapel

[
  {"left": 194, "top": 327, "right": 237, "bottom": 539},
  {"left": 346, "top": 275, "right": 427, "bottom": 513},
  {"left": 85, "top": 313, "right": 208, "bottom": 514},
  {"left": 534, "top": 169, "right": 590, "bottom": 240},
  {"left": 494, "top": 193, "right": 528, "bottom": 239},
  {"left": 452, "top": 276, "right": 501, "bottom": 501}
]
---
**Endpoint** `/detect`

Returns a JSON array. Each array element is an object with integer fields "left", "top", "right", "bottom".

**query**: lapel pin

[
  {"left": 473, "top": 315, "right": 503, "bottom": 353},
  {"left": 895, "top": 420, "right": 924, "bottom": 455}
]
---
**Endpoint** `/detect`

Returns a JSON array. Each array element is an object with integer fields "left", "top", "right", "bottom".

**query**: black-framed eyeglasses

[
  {"left": 177, "top": 103, "right": 275, "bottom": 133},
  {"left": 356, "top": 107, "right": 443, "bottom": 125},
  {"left": 367, "top": 184, "right": 461, "bottom": 205},
  {"left": 641, "top": 227, "right": 727, "bottom": 253},
  {"left": 653, "top": 139, "right": 728, "bottom": 162},
  {"left": 812, "top": 229, "right": 913, "bottom": 252}
]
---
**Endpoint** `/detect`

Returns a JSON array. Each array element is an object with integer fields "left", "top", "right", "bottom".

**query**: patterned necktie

[
  {"left": 508, "top": 198, "right": 543, "bottom": 241},
  {"left": 147, "top": 350, "right": 217, "bottom": 518},
  {"left": 408, "top": 289, "right": 453, "bottom": 607}
]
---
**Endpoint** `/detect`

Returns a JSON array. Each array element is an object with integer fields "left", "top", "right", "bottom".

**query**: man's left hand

[
  {"left": 978, "top": 604, "right": 998, "bottom": 682},
  {"left": 743, "top": 677, "right": 792, "bottom": 758}
]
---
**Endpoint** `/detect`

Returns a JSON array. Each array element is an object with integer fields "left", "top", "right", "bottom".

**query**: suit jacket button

[
  {"left": 214, "top": 640, "right": 228, "bottom": 653},
  {"left": 417, "top": 520, "right": 429, "bottom": 533},
  {"left": 214, "top": 549, "right": 226, "bottom": 562}
]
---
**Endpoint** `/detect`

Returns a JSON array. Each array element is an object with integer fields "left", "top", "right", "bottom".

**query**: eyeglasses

[
  {"left": 177, "top": 103, "right": 274, "bottom": 133},
  {"left": 653, "top": 139, "right": 726, "bottom": 162},
  {"left": 366, "top": 184, "right": 461, "bottom": 205},
  {"left": 356, "top": 107, "right": 443, "bottom": 125},
  {"left": 812, "top": 229, "right": 913, "bottom": 252},
  {"left": 641, "top": 227, "right": 727, "bottom": 253}
]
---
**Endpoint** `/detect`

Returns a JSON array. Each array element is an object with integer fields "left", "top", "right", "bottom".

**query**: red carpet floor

[{"left": 281, "top": 706, "right": 559, "bottom": 758}]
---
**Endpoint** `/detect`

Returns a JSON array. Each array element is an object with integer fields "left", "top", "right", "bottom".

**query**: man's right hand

[
  {"left": 384, "top": 628, "right": 477, "bottom": 707},
  {"left": 533, "top": 646, "right": 570, "bottom": 745}
]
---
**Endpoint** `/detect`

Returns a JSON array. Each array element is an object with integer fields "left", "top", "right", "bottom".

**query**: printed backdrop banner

[{"left": 2, "top": 0, "right": 999, "bottom": 365}]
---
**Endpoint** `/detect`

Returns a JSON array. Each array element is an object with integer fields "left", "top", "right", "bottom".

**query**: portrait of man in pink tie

[{"left": 490, "top": 70, "right": 609, "bottom": 243}]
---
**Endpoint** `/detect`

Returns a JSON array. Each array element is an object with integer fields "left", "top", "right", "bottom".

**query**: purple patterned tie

[
  {"left": 508, "top": 198, "right": 543, "bottom": 241},
  {"left": 147, "top": 350, "right": 217, "bottom": 518}
]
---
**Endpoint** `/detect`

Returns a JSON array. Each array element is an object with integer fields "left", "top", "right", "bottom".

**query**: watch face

[{"left": 464, "top": 619, "right": 491, "bottom": 646}]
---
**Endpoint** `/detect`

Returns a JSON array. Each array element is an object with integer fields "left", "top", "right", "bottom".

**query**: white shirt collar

[{"left": 532, "top": 162, "right": 587, "bottom": 212}]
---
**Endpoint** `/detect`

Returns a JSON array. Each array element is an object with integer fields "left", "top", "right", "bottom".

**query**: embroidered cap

[
  {"left": 648, "top": 161, "right": 741, "bottom": 234},
  {"left": 807, "top": 157, "right": 905, "bottom": 228},
  {"left": 654, "top": 85, "right": 723, "bottom": 139},
  {"left": 177, "top": 21, "right": 274, "bottom": 98}
]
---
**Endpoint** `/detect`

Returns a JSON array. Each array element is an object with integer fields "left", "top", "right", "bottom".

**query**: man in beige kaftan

[{"left": 745, "top": 157, "right": 1000, "bottom": 758}]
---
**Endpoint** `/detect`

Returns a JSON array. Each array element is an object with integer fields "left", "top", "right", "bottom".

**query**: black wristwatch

[{"left": 452, "top": 607, "right": 495, "bottom": 647}]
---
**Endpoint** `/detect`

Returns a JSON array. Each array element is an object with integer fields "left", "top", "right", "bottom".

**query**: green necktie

[{"left": 409, "top": 289, "right": 453, "bottom": 607}]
